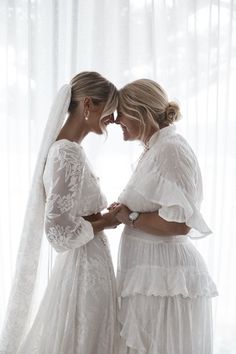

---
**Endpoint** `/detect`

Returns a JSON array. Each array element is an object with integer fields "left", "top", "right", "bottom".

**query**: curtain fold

[{"left": 0, "top": 1, "right": 235, "bottom": 353}]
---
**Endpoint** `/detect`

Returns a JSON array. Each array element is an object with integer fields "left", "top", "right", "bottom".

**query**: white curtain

[{"left": 0, "top": 0, "right": 235, "bottom": 353}]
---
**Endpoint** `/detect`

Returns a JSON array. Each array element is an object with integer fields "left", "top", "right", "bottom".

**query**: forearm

[
  {"left": 91, "top": 219, "right": 107, "bottom": 234},
  {"left": 90, "top": 211, "right": 120, "bottom": 234},
  {"left": 131, "top": 212, "right": 190, "bottom": 236},
  {"left": 84, "top": 213, "right": 109, "bottom": 234}
]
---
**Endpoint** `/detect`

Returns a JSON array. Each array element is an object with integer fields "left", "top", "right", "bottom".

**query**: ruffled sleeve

[
  {"left": 119, "top": 135, "right": 212, "bottom": 238},
  {"left": 156, "top": 140, "right": 211, "bottom": 237},
  {"left": 44, "top": 141, "right": 94, "bottom": 252}
]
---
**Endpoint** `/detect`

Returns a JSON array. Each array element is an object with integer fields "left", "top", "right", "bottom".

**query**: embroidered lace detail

[{"left": 43, "top": 140, "right": 100, "bottom": 252}]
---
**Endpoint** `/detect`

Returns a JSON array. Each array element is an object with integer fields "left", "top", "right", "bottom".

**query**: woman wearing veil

[{"left": 0, "top": 71, "right": 119, "bottom": 354}]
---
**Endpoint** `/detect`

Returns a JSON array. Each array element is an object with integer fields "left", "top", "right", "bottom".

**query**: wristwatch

[{"left": 128, "top": 211, "right": 140, "bottom": 226}]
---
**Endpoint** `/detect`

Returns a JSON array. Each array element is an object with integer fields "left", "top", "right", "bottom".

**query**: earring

[
  {"left": 84, "top": 112, "right": 89, "bottom": 120},
  {"left": 85, "top": 111, "right": 89, "bottom": 121}
]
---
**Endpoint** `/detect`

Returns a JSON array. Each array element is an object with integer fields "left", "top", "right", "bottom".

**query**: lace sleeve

[{"left": 44, "top": 142, "right": 94, "bottom": 252}]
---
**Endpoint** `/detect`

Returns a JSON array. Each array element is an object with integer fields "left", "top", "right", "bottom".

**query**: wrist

[
  {"left": 91, "top": 219, "right": 106, "bottom": 234},
  {"left": 128, "top": 211, "right": 140, "bottom": 227}
]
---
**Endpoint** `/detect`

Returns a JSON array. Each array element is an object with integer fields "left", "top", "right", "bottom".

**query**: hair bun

[{"left": 166, "top": 101, "right": 181, "bottom": 123}]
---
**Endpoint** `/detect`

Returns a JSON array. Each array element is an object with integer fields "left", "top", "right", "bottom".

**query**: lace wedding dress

[
  {"left": 117, "top": 125, "right": 218, "bottom": 354},
  {"left": 16, "top": 139, "right": 117, "bottom": 354}
]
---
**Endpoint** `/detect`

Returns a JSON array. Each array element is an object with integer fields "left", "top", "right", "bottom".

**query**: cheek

[
  {"left": 127, "top": 121, "right": 140, "bottom": 135},
  {"left": 91, "top": 112, "right": 101, "bottom": 125}
]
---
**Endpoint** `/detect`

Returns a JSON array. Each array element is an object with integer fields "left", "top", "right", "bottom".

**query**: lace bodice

[{"left": 43, "top": 139, "right": 107, "bottom": 252}]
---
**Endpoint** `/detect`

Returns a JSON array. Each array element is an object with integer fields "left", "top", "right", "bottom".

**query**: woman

[
  {"left": 112, "top": 79, "right": 218, "bottom": 354},
  {"left": 0, "top": 72, "right": 119, "bottom": 354}
]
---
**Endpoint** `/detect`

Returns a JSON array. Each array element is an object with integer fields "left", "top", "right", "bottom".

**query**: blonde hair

[
  {"left": 69, "top": 71, "right": 118, "bottom": 130},
  {"left": 118, "top": 79, "right": 181, "bottom": 140}
]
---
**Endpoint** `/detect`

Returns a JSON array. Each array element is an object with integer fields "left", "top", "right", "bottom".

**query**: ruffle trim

[
  {"left": 119, "top": 318, "right": 147, "bottom": 353},
  {"left": 120, "top": 171, "right": 212, "bottom": 239},
  {"left": 118, "top": 273, "right": 217, "bottom": 353},
  {"left": 117, "top": 266, "right": 218, "bottom": 299}
]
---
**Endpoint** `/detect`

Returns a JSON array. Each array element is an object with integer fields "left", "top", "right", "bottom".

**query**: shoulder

[
  {"left": 45, "top": 140, "right": 86, "bottom": 176},
  {"left": 150, "top": 133, "right": 200, "bottom": 183},
  {"left": 158, "top": 132, "right": 197, "bottom": 163},
  {"left": 48, "top": 139, "right": 85, "bottom": 165}
]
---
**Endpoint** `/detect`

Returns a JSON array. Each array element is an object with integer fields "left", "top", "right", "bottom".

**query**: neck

[
  {"left": 56, "top": 113, "right": 88, "bottom": 144},
  {"left": 142, "top": 126, "right": 159, "bottom": 145},
  {"left": 143, "top": 123, "right": 170, "bottom": 144}
]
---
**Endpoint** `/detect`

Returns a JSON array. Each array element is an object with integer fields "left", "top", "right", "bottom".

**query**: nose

[
  {"left": 115, "top": 114, "right": 120, "bottom": 124},
  {"left": 110, "top": 113, "right": 115, "bottom": 123}
]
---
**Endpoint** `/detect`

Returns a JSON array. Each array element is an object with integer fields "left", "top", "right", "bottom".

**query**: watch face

[{"left": 129, "top": 211, "right": 139, "bottom": 221}]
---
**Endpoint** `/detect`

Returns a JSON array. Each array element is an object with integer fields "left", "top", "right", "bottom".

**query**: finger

[
  {"left": 112, "top": 205, "right": 122, "bottom": 214},
  {"left": 107, "top": 202, "right": 119, "bottom": 210}
]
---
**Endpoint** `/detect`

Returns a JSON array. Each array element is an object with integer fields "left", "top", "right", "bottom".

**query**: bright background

[{"left": 0, "top": 1, "right": 236, "bottom": 352}]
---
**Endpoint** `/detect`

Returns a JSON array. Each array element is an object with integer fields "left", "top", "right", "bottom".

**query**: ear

[{"left": 83, "top": 97, "right": 91, "bottom": 112}]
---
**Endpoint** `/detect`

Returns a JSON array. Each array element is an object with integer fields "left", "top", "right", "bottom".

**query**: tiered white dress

[
  {"left": 17, "top": 140, "right": 117, "bottom": 354},
  {"left": 117, "top": 125, "right": 218, "bottom": 354}
]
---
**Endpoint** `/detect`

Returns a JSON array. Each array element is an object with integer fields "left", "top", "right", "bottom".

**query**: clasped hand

[
  {"left": 84, "top": 203, "right": 131, "bottom": 231},
  {"left": 107, "top": 202, "right": 131, "bottom": 225}
]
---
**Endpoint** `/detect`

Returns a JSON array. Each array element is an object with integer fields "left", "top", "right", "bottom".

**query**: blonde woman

[
  {"left": 0, "top": 72, "right": 119, "bottom": 354},
  {"left": 112, "top": 79, "right": 218, "bottom": 354}
]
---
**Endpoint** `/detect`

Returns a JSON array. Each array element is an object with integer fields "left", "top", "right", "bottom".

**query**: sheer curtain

[{"left": 0, "top": 0, "right": 235, "bottom": 353}]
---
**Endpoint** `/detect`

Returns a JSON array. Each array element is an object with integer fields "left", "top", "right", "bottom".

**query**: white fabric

[
  {"left": 118, "top": 295, "right": 213, "bottom": 354},
  {"left": 119, "top": 125, "right": 211, "bottom": 238},
  {"left": 43, "top": 141, "right": 97, "bottom": 252},
  {"left": 117, "top": 125, "right": 218, "bottom": 353},
  {"left": 15, "top": 140, "right": 117, "bottom": 354},
  {"left": 0, "top": 85, "right": 71, "bottom": 353},
  {"left": 0, "top": 1, "right": 236, "bottom": 353}
]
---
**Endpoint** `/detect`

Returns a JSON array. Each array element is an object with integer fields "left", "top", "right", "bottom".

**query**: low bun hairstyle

[
  {"left": 118, "top": 79, "right": 181, "bottom": 140},
  {"left": 165, "top": 101, "right": 181, "bottom": 125}
]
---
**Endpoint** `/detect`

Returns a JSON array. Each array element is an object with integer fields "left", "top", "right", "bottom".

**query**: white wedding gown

[{"left": 17, "top": 139, "right": 117, "bottom": 354}]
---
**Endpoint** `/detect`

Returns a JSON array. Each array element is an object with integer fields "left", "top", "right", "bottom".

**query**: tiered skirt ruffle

[{"left": 117, "top": 228, "right": 218, "bottom": 354}]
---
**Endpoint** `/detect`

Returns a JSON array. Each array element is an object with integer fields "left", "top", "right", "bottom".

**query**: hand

[
  {"left": 102, "top": 208, "right": 121, "bottom": 229},
  {"left": 112, "top": 204, "right": 131, "bottom": 225},
  {"left": 107, "top": 202, "right": 120, "bottom": 211},
  {"left": 84, "top": 213, "right": 102, "bottom": 222}
]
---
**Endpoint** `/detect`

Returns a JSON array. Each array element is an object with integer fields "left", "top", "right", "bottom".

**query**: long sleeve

[{"left": 44, "top": 142, "right": 94, "bottom": 252}]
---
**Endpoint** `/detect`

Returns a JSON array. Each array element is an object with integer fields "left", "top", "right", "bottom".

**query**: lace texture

[
  {"left": 43, "top": 141, "right": 96, "bottom": 252},
  {"left": 13, "top": 140, "right": 117, "bottom": 354}
]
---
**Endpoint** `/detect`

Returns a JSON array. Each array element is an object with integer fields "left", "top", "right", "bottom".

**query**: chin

[
  {"left": 123, "top": 133, "right": 137, "bottom": 141},
  {"left": 121, "top": 130, "right": 129, "bottom": 141},
  {"left": 94, "top": 126, "right": 104, "bottom": 135},
  {"left": 122, "top": 133, "right": 130, "bottom": 141}
]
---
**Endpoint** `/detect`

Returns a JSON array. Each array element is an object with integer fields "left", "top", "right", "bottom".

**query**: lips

[
  {"left": 102, "top": 116, "right": 114, "bottom": 126},
  {"left": 121, "top": 125, "right": 128, "bottom": 133},
  {"left": 121, "top": 125, "right": 129, "bottom": 138},
  {"left": 102, "top": 119, "right": 111, "bottom": 126}
]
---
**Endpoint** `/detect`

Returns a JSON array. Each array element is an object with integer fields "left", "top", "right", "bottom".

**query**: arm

[
  {"left": 113, "top": 140, "right": 199, "bottom": 237},
  {"left": 84, "top": 210, "right": 121, "bottom": 233},
  {"left": 114, "top": 204, "right": 190, "bottom": 236},
  {"left": 45, "top": 144, "right": 95, "bottom": 252}
]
